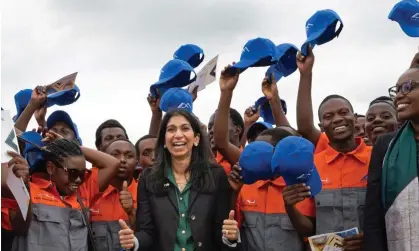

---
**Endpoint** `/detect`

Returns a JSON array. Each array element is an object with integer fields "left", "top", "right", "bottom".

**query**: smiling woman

[
  {"left": 118, "top": 109, "right": 236, "bottom": 251},
  {"left": 364, "top": 59, "right": 419, "bottom": 251},
  {"left": 2, "top": 138, "right": 121, "bottom": 251}
]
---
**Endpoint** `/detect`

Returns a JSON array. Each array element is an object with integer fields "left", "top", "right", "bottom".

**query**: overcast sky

[{"left": 1, "top": 0, "right": 418, "bottom": 149}]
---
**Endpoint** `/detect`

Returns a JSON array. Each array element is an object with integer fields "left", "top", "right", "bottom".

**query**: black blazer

[
  {"left": 363, "top": 131, "right": 397, "bottom": 251},
  {"left": 134, "top": 164, "right": 238, "bottom": 251}
]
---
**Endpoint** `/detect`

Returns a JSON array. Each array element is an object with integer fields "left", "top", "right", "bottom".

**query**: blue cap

[
  {"left": 173, "top": 44, "right": 205, "bottom": 68},
  {"left": 271, "top": 136, "right": 322, "bottom": 197},
  {"left": 47, "top": 85, "right": 80, "bottom": 107},
  {"left": 20, "top": 131, "right": 45, "bottom": 169},
  {"left": 265, "top": 43, "right": 299, "bottom": 82},
  {"left": 239, "top": 141, "right": 274, "bottom": 184},
  {"left": 301, "top": 9, "right": 343, "bottom": 56},
  {"left": 150, "top": 59, "right": 196, "bottom": 98},
  {"left": 47, "top": 110, "right": 82, "bottom": 145},
  {"left": 13, "top": 89, "right": 33, "bottom": 122},
  {"left": 389, "top": 0, "right": 419, "bottom": 37},
  {"left": 226, "top": 38, "right": 280, "bottom": 75},
  {"left": 159, "top": 88, "right": 193, "bottom": 113},
  {"left": 246, "top": 121, "right": 274, "bottom": 141},
  {"left": 254, "top": 97, "right": 287, "bottom": 124}
]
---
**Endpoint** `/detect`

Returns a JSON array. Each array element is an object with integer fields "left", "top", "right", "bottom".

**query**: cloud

[{"left": 2, "top": 0, "right": 418, "bottom": 149}]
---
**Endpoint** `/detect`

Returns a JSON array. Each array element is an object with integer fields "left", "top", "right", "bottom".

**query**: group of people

[{"left": 1, "top": 42, "right": 418, "bottom": 251}]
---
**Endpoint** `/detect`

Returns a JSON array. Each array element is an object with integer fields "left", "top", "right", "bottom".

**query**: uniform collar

[
  {"left": 102, "top": 178, "right": 137, "bottom": 198},
  {"left": 324, "top": 137, "right": 369, "bottom": 164},
  {"left": 256, "top": 176, "right": 286, "bottom": 188}
]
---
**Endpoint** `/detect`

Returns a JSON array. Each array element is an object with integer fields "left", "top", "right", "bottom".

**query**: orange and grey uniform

[
  {"left": 313, "top": 138, "right": 372, "bottom": 234},
  {"left": 89, "top": 168, "right": 138, "bottom": 251},
  {"left": 2, "top": 172, "right": 99, "bottom": 251},
  {"left": 215, "top": 147, "right": 243, "bottom": 175},
  {"left": 236, "top": 178, "right": 315, "bottom": 251}
]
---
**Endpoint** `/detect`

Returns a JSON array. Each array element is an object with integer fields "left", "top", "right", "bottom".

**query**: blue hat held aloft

[
  {"left": 301, "top": 9, "right": 343, "bottom": 56},
  {"left": 226, "top": 37, "right": 280, "bottom": 75},
  {"left": 150, "top": 59, "right": 196, "bottom": 98},
  {"left": 389, "top": 0, "right": 419, "bottom": 37},
  {"left": 13, "top": 89, "right": 32, "bottom": 122},
  {"left": 265, "top": 43, "right": 299, "bottom": 82},
  {"left": 174, "top": 44, "right": 205, "bottom": 68},
  {"left": 271, "top": 136, "right": 322, "bottom": 197}
]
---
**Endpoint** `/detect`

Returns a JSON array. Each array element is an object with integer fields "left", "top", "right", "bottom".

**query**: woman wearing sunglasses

[
  {"left": 364, "top": 57, "right": 419, "bottom": 251},
  {"left": 2, "top": 136, "right": 120, "bottom": 251}
]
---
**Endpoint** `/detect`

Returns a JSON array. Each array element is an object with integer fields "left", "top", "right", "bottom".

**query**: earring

[
  {"left": 164, "top": 145, "right": 167, "bottom": 148},
  {"left": 194, "top": 142, "right": 199, "bottom": 147},
  {"left": 48, "top": 174, "right": 54, "bottom": 188}
]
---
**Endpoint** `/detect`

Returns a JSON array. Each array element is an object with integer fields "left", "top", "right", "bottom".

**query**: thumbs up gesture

[
  {"left": 118, "top": 219, "right": 135, "bottom": 249},
  {"left": 222, "top": 210, "right": 239, "bottom": 241},
  {"left": 119, "top": 181, "right": 134, "bottom": 215}
]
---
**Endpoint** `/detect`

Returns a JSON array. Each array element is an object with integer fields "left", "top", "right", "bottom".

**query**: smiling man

[{"left": 292, "top": 46, "right": 372, "bottom": 251}]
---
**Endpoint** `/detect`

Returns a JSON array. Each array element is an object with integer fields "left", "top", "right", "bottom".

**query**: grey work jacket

[
  {"left": 91, "top": 220, "right": 123, "bottom": 251},
  {"left": 12, "top": 203, "right": 88, "bottom": 251},
  {"left": 241, "top": 211, "right": 305, "bottom": 251},
  {"left": 315, "top": 187, "right": 366, "bottom": 234}
]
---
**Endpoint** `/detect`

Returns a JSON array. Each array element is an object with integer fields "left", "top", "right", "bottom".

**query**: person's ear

[
  {"left": 235, "top": 126, "right": 243, "bottom": 138},
  {"left": 318, "top": 123, "right": 324, "bottom": 132},
  {"left": 194, "top": 133, "right": 200, "bottom": 147},
  {"left": 46, "top": 161, "right": 56, "bottom": 175}
]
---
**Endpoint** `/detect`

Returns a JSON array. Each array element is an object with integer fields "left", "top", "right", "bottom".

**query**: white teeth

[
  {"left": 173, "top": 142, "right": 186, "bottom": 147},
  {"left": 334, "top": 126, "right": 346, "bottom": 132},
  {"left": 398, "top": 104, "right": 408, "bottom": 109}
]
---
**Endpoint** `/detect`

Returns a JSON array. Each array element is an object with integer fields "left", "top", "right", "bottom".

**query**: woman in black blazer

[
  {"left": 364, "top": 60, "right": 419, "bottom": 251},
  {"left": 119, "top": 109, "right": 237, "bottom": 251}
]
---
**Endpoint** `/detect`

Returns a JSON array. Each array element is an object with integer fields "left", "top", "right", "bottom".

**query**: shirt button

[
  {"left": 181, "top": 213, "right": 185, "bottom": 217},
  {"left": 181, "top": 249, "right": 186, "bottom": 251},
  {"left": 191, "top": 215, "right": 196, "bottom": 220},
  {"left": 180, "top": 197, "right": 183, "bottom": 200},
  {"left": 182, "top": 230, "right": 186, "bottom": 234},
  {"left": 197, "top": 242, "right": 202, "bottom": 247}
]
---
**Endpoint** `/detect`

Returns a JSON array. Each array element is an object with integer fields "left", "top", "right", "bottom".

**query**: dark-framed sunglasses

[
  {"left": 388, "top": 80, "right": 419, "bottom": 99},
  {"left": 53, "top": 160, "right": 86, "bottom": 182}
]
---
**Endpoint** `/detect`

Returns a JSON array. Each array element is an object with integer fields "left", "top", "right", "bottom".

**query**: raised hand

[
  {"left": 297, "top": 46, "right": 315, "bottom": 76},
  {"left": 222, "top": 210, "right": 239, "bottom": 241},
  {"left": 119, "top": 181, "right": 134, "bottom": 215},
  {"left": 219, "top": 63, "right": 239, "bottom": 92},
  {"left": 244, "top": 106, "right": 260, "bottom": 126},
  {"left": 118, "top": 219, "right": 135, "bottom": 249},
  {"left": 147, "top": 92, "right": 161, "bottom": 113},
  {"left": 261, "top": 73, "right": 279, "bottom": 100}
]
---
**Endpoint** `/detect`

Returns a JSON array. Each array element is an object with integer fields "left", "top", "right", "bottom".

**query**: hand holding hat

[
  {"left": 282, "top": 183, "right": 311, "bottom": 208},
  {"left": 220, "top": 63, "right": 240, "bottom": 92},
  {"left": 147, "top": 92, "right": 161, "bottom": 114},
  {"left": 262, "top": 73, "right": 279, "bottom": 101},
  {"left": 29, "top": 86, "right": 47, "bottom": 109},
  {"left": 297, "top": 46, "right": 315, "bottom": 76},
  {"left": 228, "top": 163, "right": 243, "bottom": 191},
  {"left": 244, "top": 106, "right": 260, "bottom": 127}
]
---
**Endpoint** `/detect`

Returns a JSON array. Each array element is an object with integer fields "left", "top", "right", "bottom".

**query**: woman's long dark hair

[{"left": 148, "top": 109, "right": 216, "bottom": 193}]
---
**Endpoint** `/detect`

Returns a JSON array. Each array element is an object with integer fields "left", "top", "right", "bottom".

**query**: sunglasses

[
  {"left": 17, "top": 135, "right": 86, "bottom": 181},
  {"left": 388, "top": 80, "right": 419, "bottom": 99}
]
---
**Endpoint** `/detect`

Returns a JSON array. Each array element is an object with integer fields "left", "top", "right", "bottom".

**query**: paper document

[
  {"left": 1, "top": 109, "right": 30, "bottom": 220},
  {"left": 308, "top": 227, "right": 359, "bottom": 251},
  {"left": 188, "top": 55, "right": 218, "bottom": 93}
]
